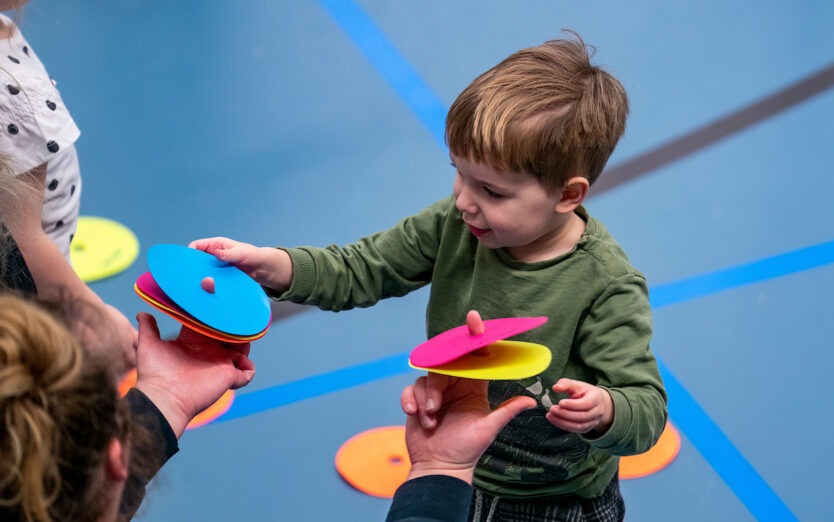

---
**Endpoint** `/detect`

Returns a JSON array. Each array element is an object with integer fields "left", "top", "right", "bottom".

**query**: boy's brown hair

[{"left": 445, "top": 32, "right": 628, "bottom": 191}]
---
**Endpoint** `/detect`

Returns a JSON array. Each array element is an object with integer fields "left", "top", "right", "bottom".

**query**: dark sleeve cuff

[
  {"left": 119, "top": 388, "right": 180, "bottom": 518},
  {"left": 386, "top": 475, "right": 473, "bottom": 522},
  {"left": 124, "top": 387, "right": 179, "bottom": 461}
]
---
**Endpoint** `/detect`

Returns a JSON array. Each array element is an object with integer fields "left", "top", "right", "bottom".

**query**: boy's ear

[{"left": 555, "top": 177, "right": 589, "bottom": 213}]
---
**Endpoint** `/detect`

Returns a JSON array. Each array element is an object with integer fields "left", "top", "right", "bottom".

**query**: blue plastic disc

[{"left": 147, "top": 244, "right": 271, "bottom": 336}]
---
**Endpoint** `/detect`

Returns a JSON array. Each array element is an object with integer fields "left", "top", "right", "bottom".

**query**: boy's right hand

[{"left": 189, "top": 237, "right": 293, "bottom": 292}]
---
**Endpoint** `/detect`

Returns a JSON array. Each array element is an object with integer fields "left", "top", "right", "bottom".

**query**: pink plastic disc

[
  {"left": 136, "top": 271, "right": 190, "bottom": 316},
  {"left": 409, "top": 316, "right": 548, "bottom": 368}
]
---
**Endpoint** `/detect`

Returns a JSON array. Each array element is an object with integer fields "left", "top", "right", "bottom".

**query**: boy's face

[{"left": 451, "top": 153, "right": 568, "bottom": 256}]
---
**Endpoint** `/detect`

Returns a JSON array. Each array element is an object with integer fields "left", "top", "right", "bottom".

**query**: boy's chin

[{"left": 474, "top": 235, "right": 501, "bottom": 249}]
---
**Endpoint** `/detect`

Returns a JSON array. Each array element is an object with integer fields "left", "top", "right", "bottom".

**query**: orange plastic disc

[
  {"left": 135, "top": 284, "right": 266, "bottom": 343},
  {"left": 118, "top": 369, "right": 137, "bottom": 398},
  {"left": 116, "top": 369, "right": 234, "bottom": 429},
  {"left": 186, "top": 389, "right": 235, "bottom": 430},
  {"left": 619, "top": 421, "right": 681, "bottom": 479},
  {"left": 335, "top": 426, "right": 411, "bottom": 498}
]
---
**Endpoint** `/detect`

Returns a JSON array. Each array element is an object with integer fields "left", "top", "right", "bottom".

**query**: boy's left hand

[{"left": 546, "top": 379, "right": 614, "bottom": 435}]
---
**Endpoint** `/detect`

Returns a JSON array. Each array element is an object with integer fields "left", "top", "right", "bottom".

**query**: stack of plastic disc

[
  {"left": 409, "top": 316, "right": 552, "bottom": 380},
  {"left": 134, "top": 244, "right": 271, "bottom": 343}
]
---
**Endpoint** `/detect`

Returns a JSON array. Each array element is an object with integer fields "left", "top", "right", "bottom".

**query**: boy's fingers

[
  {"left": 466, "top": 310, "right": 484, "bottom": 336},
  {"left": 216, "top": 245, "right": 246, "bottom": 265},
  {"left": 189, "top": 238, "right": 219, "bottom": 251},
  {"left": 190, "top": 237, "right": 234, "bottom": 255},
  {"left": 547, "top": 418, "right": 593, "bottom": 433},
  {"left": 548, "top": 405, "right": 593, "bottom": 422},
  {"left": 555, "top": 396, "right": 593, "bottom": 411},
  {"left": 552, "top": 378, "right": 589, "bottom": 397},
  {"left": 546, "top": 410, "right": 591, "bottom": 432}
]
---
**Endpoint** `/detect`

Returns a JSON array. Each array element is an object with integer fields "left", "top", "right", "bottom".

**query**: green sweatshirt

[{"left": 274, "top": 196, "right": 667, "bottom": 499}]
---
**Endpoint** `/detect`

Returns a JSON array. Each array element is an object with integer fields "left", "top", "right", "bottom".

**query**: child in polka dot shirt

[{"left": 0, "top": 2, "right": 137, "bottom": 368}]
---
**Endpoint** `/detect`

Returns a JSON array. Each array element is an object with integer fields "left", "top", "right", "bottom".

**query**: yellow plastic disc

[
  {"left": 70, "top": 216, "right": 139, "bottom": 282},
  {"left": 409, "top": 340, "right": 552, "bottom": 380}
]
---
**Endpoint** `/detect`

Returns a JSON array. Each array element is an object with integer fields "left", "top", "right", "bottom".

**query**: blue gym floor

[{"left": 17, "top": 1, "right": 834, "bottom": 520}]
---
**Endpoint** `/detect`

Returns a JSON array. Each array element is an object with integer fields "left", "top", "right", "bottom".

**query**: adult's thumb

[
  {"left": 486, "top": 396, "right": 537, "bottom": 434},
  {"left": 136, "top": 313, "right": 161, "bottom": 346}
]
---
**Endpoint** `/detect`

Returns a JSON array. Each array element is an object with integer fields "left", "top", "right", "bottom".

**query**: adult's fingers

[
  {"left": 411, "top": 376, "right": 436, "bottom": 429},
  {"left": 424, "top": 372, "right": 452, "bottom": 412},
  {"left": 176, "top": 324, "right": 204, "bottom": 343},
  {"left": 136, "top": 313, "right": 161, "bottom": 347},
  {"left": 228, "top": 341, "right": 251, "bottom": 357},
  {"left": 401, "top": 384, "right": 418, "bottom": 415},
  {"left": 230, "top": 352, "right": 256, "bottom": 389},
  {"left": 546, "top": 410, "right": 594, "bottom": 433}
]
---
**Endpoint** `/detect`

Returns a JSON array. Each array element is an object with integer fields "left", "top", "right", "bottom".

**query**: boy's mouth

[{"left": 468, "top": 224, "right": 490, "bottom": 238}]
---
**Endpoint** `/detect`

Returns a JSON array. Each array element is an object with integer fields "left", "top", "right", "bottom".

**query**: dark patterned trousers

[{"left": 469, "top": 476, "right": 625, "bottom": 522}]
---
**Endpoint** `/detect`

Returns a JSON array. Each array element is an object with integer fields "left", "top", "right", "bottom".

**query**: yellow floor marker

[{"left": 70, "top": 216, "right": 139, "bottom": 282}]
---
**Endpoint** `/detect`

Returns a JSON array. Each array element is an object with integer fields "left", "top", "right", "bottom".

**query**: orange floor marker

[
  {"left": 335, "top": 426, "right": 411, "bottom": 498},
  {"left": 619, "top": 421, "right": 681, "bottom": 479},
  {"left": 117, "top": 368, "right": 234, "bottom": 429},
  {"left": 118, "top": 369, "right": 138, "bottom": 398},
  {"left": 186, "top": 389, "right": 235, "bottom": 429}
]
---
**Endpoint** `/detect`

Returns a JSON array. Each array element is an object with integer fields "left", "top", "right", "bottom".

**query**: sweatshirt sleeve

[
  {"left": 386, "top": 475, "right": 473, "bottom": 522},
  {"left": 269, "top": 197, "right": 453, "bottom": 311},
  {"left": 575, "top": 273, "right": 668, "bottom": 456}
]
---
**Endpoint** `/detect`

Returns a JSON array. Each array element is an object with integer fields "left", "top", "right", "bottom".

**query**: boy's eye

[{"left": 483, "top": 186, "right": 502, "bottom": 199}]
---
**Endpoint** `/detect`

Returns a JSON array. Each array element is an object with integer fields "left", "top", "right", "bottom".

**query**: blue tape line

[
  {"left": 225, "top": 239, "right": 834, "bottom": 421},
  {"left": 651, "top": 239, "right": 834, "bottom": 308},
  {"left": 212, "top": 238, "right": 832, "bottom": 520},
  {"left": 316, "top": 0, "right": 448, "bottom": 147},
  {"left": 219, "top": 351, "right": 413, "bottom": 423},
  {"left": 659, "top": 360, "right": 798, "bottom": 521}
]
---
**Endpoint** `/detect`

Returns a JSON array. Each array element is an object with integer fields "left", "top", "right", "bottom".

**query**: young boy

[{"left": 192, "top": 33, "right": 667, "bottom": 521}]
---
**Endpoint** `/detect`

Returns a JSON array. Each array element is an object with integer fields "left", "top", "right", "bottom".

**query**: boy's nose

[{"left": 455, "top": 188, "right": 478, "bottom": 216}]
